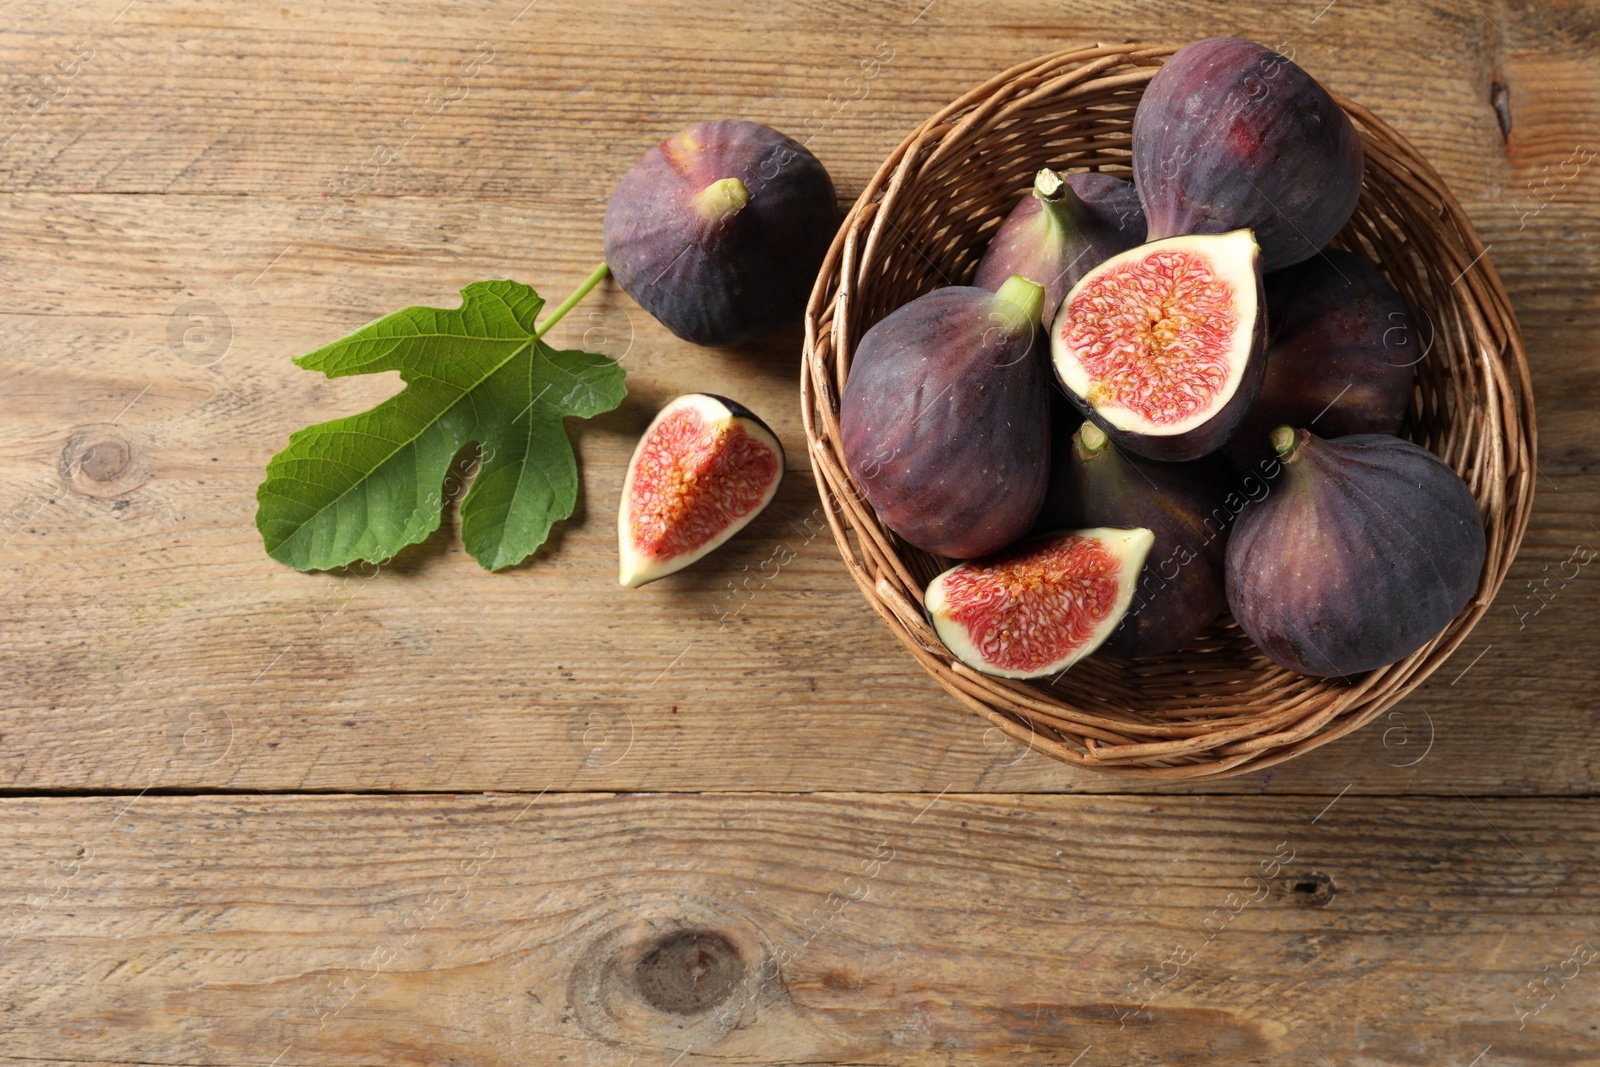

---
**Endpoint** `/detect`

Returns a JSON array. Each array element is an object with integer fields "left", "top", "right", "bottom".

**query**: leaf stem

[{"left": 534, "top": 262, "right": 611, "bottom": 340}]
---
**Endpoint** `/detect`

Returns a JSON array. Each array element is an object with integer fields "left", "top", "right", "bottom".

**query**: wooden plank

[
  {"left": 0, "top": 183, "right": 1595, "bottom": 794},
  {"left": 2, "top": 0, "right": 1598, "bottom": 795},
  {"left": 1, "top": 791, "right": 1598, "bottom": 1063}
]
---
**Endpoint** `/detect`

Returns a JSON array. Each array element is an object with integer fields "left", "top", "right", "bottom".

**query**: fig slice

[
  {"left": 1226, "top": 427, "right": 1486, "bottom": 677},
  {"left": 618, "top": 393, "right": 784, "bottom": 588},
  {"left": 1051, "top": 229, "right": 1266, "bottom": 462},
  {"left": 925, "top": 526, "right": 1154, "bottom": 680}
]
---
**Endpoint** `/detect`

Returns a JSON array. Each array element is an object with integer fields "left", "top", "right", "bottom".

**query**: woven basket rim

[{"left": 800, "top": 42, "right": 1536, "bottom": 781}]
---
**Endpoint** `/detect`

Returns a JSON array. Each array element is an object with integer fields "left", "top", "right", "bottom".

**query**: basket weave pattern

[{"left": 800, "top": 44, "right": 1536, "bottom": 780}]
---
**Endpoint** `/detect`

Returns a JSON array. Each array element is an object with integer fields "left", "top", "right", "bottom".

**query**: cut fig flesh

[
  {"left": 1051, "top": 230, "right": 1263, "bottom": 456},
  {"left": 925, "top": 527, "right": 1154, "bottom": 680},
  {"left": 618, "top": 393, "right": 784, "bottom": 588}
]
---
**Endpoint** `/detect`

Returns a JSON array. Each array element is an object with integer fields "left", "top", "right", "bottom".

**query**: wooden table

[{"left": 2, "top": 0, "right": 1596, "bottom": 1062}]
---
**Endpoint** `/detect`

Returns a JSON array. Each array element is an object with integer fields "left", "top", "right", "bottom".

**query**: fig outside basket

[{"left": 799, "top": 43, "right": 1535, "bottom": 781}]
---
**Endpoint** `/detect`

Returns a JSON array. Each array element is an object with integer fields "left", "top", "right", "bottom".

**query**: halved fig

[
  {"left": 603, "top": 119, "right": 838, "bottom": 346},
  {"left": 841, "top": 275, "right": 1051, "bottom": 559},
  {"left": 618, "top": 394, "right": 784, "bottom": 588},
  {"left": 1051, "top": 229, "right": 1267, "bottom": 462},
  {"left": 1133, "top": 37, "right": 1364, "bottom": 272},
  {"left": 973, "top": 168, "right": 1147, "bottom": 327},
  {"left": 926, "top": 527, "right": 1154, "bottom": 680},
  {"left": 1224, "top": 248, "right": 1417, "bottom": 467},
  {"left": 1226, "top": 427, "right": 1486, "bottom": 677},
  {"left": 1042, "top": 422, "right": 1231, "bottom": 659}
]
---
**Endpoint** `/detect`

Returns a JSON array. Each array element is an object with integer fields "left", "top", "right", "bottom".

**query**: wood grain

[
  {"left": 5, "top": 0, "right": 1600, "bottom": 1060},
  {"left": 2, "top": 791, "right": 1599, "bottom": 1065}
]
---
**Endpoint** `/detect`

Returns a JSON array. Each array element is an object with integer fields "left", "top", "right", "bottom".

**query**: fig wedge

[
  {"left": 1051, "top": 229, "right": 1267, "bottom": 462},
  {"left": 927, "top": 526, "right": 1155, "bottom": 679},
  {"left": 618, "top": 394, "right": 784, "bottom": 587}
]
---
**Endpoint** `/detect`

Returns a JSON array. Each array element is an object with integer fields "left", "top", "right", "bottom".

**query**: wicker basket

[{"left": 800, "top": 43, "right": 1536, "bottom": 780}]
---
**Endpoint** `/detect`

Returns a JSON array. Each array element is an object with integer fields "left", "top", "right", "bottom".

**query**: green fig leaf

[{"left": 255, "top": 279, "right": 626, "bottom": 572}]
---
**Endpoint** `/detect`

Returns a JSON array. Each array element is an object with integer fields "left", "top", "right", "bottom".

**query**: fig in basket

[
  {"left": 1051, "top": 229, "right": 1267, "bottom": 462},
  {"left": 618, "top": 394, "right": 784, "bottom": 588},
  {"left": 603, "top": 119, "right": 838, "bottom": 346},
  {"left": 841, "top": 275, "right": 1051, "bottom": 559},
  {"left": 1041, "top": 422, "right": 1232, "bottom": 659},
  {"left": 1133, "top": 36, "right": 1364, "bottom": 272},
  {"left": 926, "top": 527, "right": 1155, "bottom": 680},
  {"left": 972, "top": 168, "right": 1146, "bottom": 326},
  {"left": 1226, "top": 427, "right": 1486, "bottom": 677},
  {"left": 1224, "top": 248, "right": 1417, "bottom": 467}
]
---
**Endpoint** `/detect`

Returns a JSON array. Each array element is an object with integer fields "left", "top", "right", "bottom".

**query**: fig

[
  {"left": 841, "top": 276, "right": 1051, "bottom": 559},
  {"left": 1225, "top": 248, "right": 1417, "bottom": 467},
  {"left": 1132, "top": 37, "right": 1364, "bottom": 272},
  {"left": 603, "top": 119, "right": 838, "bottom": 346},
  {"left": 618, "top": 393, "right": 784, "bottom": 588},
  {"left": 973, "top": 168, "right": 1146, "bottom": 326},
  {"left": 1043, "top": 422, "right": 1230, "bottom": 658},
  {"left": 1050, "top": 229, "right": 1267, "bottom": 462},
  {"left": 1226, "top": 427, "right": 1486, "bottom": 677},
  {"left": 926, "top": 527, "right": 1155, "bottom": 680}
]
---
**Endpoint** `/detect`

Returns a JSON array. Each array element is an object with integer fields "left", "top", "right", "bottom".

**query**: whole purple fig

[
  {"left": 1043, "top": 422, "right": 1231, "bottom": 658},
  {"left": 1226, "top": 428, "right": 1486, "bottom": 677},
  {"left": 973, "top": 168, "right": 1146, "bottom": 326},
  {"left": 1225, "top": 248, "right": 1417, "bottom": 467},
  {"left": 604, "top": 119, "right": 838, "bottom": 346},
  {"left": 1133, "top": 37, "right": 1365, "bottom": 272},
  {"left": 841, "top": 276, "right": 1050, "bottom": 559}
]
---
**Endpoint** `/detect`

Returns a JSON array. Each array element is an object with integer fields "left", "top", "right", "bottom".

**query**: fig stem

[
  {"left": 993, "top": 275, "right": 1046, "bottom": 335},
  {"left": 534, "top": 262, "right": 611, "bottom": 341},
  {"left": 1033, "top": 168, "right": 1065, "bottom": 202},
  {"left": 1270, "top": 425, "right": 1303, "bottom": 461},
  {"left": 1077, "top": 421, "right": 1110, "bottom": 456},
  {"left": 693, "top": 177, "right": 751, "bottom": 223},
  {"left": 1034, "top": 167, "right": 1089, "bottom": 234}
]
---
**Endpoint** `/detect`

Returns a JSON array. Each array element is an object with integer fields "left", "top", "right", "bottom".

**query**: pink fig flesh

[
  {"left": 619, "top": 393, "right": 784, "bottom": 587},
  {"left": 1051, "top": 229, "right": 1267, "bottom": 461},
  {"left": 926, "top": 526, "right": 1155, "bottom": 679}
]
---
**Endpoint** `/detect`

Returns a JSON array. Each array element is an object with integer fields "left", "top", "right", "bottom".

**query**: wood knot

[
  {"left": 1285, "top": 870, "right": 1335, "bottom": 907},
  {"left": 633, "top": 929, "right": 744, "bottom": 1015},
  {"left": 564, "top": 898, "right": 782, "bottom": 1050},
  {"left": 60, "top": 426, "right": 146, "bottom": 499}
]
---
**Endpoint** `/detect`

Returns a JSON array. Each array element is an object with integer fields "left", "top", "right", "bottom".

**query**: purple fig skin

[
  {"left": 1224, "top": 248, "right": 1417, "bottom": 467},
  {"left": 603, "top": 119, "right": 838, "bottom": 346},
  {"left": 1226, "top": 428, "right": 1486, "bottom": 678},
  {"left": 1043, "top": 424, "right": 1232, "bottom": 658},
  {"left": 841, "top": 282, "right": 1050, "bottom": 559},
  {"left": 1133, "top": 37, "right": 1365, "bottom": 272},
  {"left": 973, "top": 170, "right": 1147, "bottom": 326}
]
